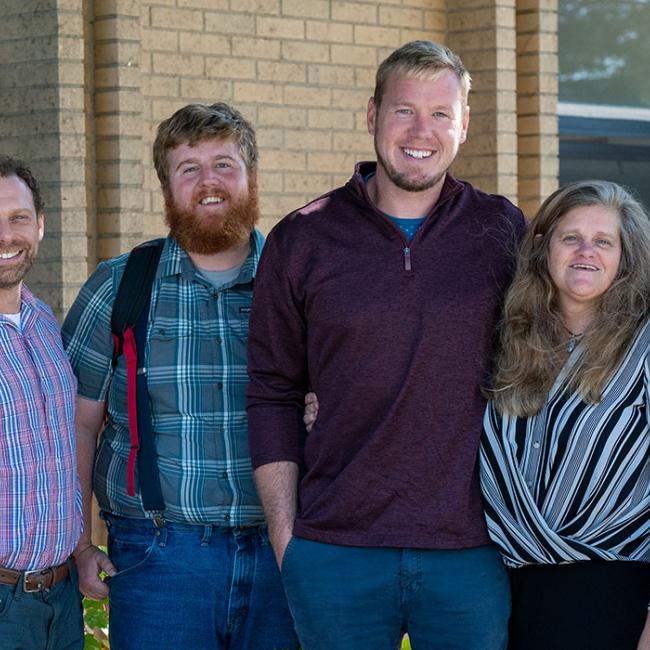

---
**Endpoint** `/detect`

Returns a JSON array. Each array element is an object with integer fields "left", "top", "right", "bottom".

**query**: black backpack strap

[
  {"left": 111, "top": 239, "right": 165, "bottom": 354},
  {"left": 111, "top": 238, "right": 166, "bottom": 517}
]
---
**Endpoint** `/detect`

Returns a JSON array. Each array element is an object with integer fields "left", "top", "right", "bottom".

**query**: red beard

[{"left": 164, "top": 182, "right": 259, "bottom": 255}]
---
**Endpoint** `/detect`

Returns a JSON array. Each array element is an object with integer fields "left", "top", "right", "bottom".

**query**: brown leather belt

[{"left": 0, "top": 563, "right": 69, "bottom": 593}]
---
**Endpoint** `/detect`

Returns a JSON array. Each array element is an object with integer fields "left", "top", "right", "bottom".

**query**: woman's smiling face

[{"left": 548, "top": 203, "right": 622, "bottom": 320}]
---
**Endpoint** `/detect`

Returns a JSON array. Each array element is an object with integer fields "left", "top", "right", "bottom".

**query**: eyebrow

[
  {"left": 557, "top": 228, "right": 619, "bottom": 238},
  {"left": 392, "top": 100, "right": 454, "bottom": 110},
  {"left": 175, "top": 154, "right": 238, "bottom": 171},
  {"left": 4, "top": 208, "right": 35, "bottom": 216}
]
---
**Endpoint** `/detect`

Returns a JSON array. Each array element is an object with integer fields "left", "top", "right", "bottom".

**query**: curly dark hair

[{"left": 0, "top": 155, "right": 44, "bottom": 213}]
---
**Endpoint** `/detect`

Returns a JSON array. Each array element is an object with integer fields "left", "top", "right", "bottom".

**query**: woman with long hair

[{"left": 481, "top": 180, "right": 650, "bottom": 650}]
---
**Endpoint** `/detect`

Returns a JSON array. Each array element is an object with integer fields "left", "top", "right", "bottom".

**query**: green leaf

[
  {"left": 83, "top": 597, "right": 109, "bottom": 631},
  {"left": 84, "top": 633, "right": 102, "bottom": 650}
]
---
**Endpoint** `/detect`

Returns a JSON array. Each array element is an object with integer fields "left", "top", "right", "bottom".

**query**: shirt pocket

[
  {"left": 147, "top": 323, "right": 219, "bottom": 419},
  {"left": 226, "top": 290, "right": 252, "bottom": 341}
]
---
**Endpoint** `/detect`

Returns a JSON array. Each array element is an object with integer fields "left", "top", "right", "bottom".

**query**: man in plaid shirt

[
  {"left": 62, "top": 104, "right": 297, "bottom": 649},
  {"left": 0, "top": 156, "right": 83, "bottom": 649}
]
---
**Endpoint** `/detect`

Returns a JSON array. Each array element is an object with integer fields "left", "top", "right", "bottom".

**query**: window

[{"left": 559, "top": 1, "right": 650, "bottom": 209}]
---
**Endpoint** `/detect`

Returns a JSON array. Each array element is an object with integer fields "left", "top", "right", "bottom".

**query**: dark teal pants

[
  {"left": 281, "top": 538, "right": 511, "bottom": 650},
  {"left": 0, "top": 562, "right": 83, "bottom": 650}
]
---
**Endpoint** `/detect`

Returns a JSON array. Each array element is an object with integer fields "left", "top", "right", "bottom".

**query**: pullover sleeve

[{"left": 247, "top": 227, "right": 308, "bottom": 469}]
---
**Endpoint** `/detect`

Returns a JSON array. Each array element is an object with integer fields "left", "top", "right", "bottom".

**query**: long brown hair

[{"left": 489, "top": 180, "right": 650, "bottom": 417}]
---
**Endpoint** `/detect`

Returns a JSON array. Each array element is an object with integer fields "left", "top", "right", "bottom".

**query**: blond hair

[{"left": 374, "top": 40, "right": 471, "bottom": 107}]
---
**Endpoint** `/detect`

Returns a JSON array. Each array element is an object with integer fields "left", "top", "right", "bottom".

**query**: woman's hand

[{"left": 303, "top": 392, "right": 319, "bottom": 432}]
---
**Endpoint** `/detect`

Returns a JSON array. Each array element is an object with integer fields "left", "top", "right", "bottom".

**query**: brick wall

[
  {"left": 137, "top": 0, "right": 446, "bottom": 240},
  {"left": 0, "top": 0, "right": 559, "bottom": 547},
  {"left": 0, "top": 0, "right": 559, "bottom": 313},
  {"left": 447, "top": 0, "right": 558, "bottom": 215},
  {"left": 516, "top": 0, "right": 558, "bottom": 219},
  {"left": 448, "top": 1, "right": 519, "bottom": 200},
  {"left": 93, "top": 0, "right": 146, "bottom": 260},
  {"left": 0, "top": 0, "right": 91, "bottom": 318}
]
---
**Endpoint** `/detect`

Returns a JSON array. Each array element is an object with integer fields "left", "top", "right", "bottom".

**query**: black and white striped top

[{"left": 480, "top": 319, "right": 650, "bottom": 568}]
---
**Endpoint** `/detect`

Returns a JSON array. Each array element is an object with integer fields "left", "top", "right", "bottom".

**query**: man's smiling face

[
  {"left": 367, "top": 69, "right": 469, "bottom": 195},
  {"left": 0, "top": 175, "right": 44, "bottom": 291},
  {"left": 164, "top": 137, "right": 258, "bottom": 255},
  {"left": 166, "top": 137, "right": 250, "bottom": 219}
]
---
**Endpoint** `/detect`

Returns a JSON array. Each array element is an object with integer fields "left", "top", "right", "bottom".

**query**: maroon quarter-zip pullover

[{"left": 247, "top": 163, "right": 526, "bottom": 549}]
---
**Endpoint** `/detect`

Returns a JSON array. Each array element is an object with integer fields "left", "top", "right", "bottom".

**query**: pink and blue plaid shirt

[{"left": 0, "top": 285, "right": 82, "bottom": 571}]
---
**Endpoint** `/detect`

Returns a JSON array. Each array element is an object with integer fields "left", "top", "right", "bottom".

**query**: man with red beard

[
  {"left": 0, "top": 156, "right": 83, "bottom": 649},
  {"left": 62, "top": 104, "right": 298, "bottom": 650}
]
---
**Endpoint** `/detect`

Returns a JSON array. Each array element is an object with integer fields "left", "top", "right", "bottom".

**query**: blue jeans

[
  {"left": 281, "top": 538, "right": 510, "bottom": 650},
  {"left": 104, "top": 514, "right": 298, "bottom": 650},
  {"left": 0, "top": 561, "right": 83, "bottom": 650}
]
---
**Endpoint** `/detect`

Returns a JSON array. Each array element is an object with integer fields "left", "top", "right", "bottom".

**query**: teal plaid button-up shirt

[{"left": 62, "top": 233, "right": 265, "bottom": 526}]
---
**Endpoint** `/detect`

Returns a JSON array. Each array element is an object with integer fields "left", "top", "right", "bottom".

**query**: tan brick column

[
  {"left": 93, "top": 0, "right": 144, "bottom": 260},
  {"left": 0, "top": 0, "right": 91, "bottom": 318},
  {"left": 516, "top": 0, "right": 558, "bottom": 219},
  {"left": 447, "top": 0, "right": 519, "bottom": 203}
]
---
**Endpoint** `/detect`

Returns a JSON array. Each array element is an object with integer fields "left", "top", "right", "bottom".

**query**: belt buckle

[{"left": 23, "top": 568, "right": 52, "bottom": 593}]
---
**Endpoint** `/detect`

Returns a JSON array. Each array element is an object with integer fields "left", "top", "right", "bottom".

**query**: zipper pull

[{"left": 403, "top": 247, "right": 412, "bottom": 271}]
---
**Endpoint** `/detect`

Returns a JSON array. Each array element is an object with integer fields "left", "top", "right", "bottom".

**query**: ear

[
  {"left": 367, "top": 96, "right": 377, "bottom": 136},
  {"left": 459, "top": 104, "right": 470, "bottom": 144},
  {"left": 37, "top": 212, "right": 44, "bottom": 242}
]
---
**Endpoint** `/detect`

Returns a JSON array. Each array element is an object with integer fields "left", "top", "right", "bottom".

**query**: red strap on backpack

[
  {"left": 111, "top": 239, "right": 166, "bottom": 511},
  {"left": 123, "top": 328, "right": 139, "bottom": 497}
]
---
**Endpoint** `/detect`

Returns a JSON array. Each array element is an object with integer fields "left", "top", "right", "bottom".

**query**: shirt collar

[
  {"left": 158, "top": 230, "right": 264, "bottom": 286},
  {"left": 10, "top": 285, "right": 39, "bottom": 332}
]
